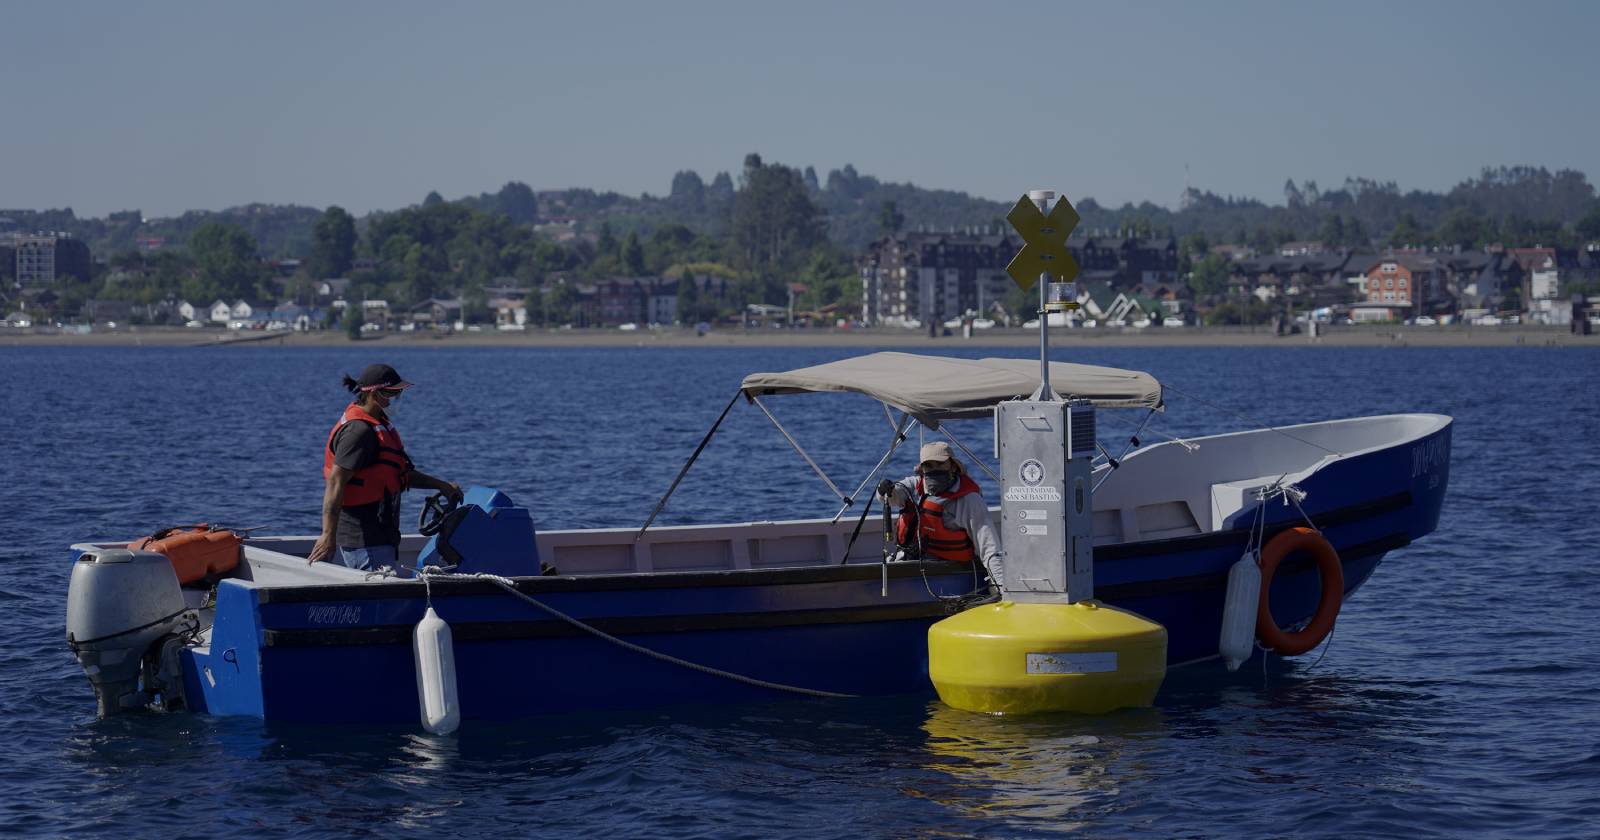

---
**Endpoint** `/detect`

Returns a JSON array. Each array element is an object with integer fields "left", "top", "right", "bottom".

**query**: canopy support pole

[
  {"left": 751, "top": 396, "right": 850, "bottom": 504},
  {"left": 830, "top": 411, "right": 915, "bottom": 524},
  {"left": 634, "top": 389, "right": 743, "bottom": 542},
  {"left": 1093, "top": 408, "right": 1157, "bottom": 493},
  {"left": 938, "top": 424, "right": 1002, "bottom": 486}
]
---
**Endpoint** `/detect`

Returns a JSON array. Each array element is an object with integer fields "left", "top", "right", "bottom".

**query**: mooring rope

[{"left": 411, "top": 567, "right": 855, "bottom": 700}]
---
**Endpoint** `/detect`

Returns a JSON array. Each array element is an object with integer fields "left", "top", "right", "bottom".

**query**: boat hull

[{"left": 177, "top": 414, "right": 1448, "bottom": 723}]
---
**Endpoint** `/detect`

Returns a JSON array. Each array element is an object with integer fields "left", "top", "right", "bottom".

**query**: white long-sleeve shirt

[{"left": 886, "top": 476, "right": 1004, "bottom": 585}]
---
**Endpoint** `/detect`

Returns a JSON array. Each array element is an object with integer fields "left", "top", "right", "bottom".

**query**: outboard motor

[
  {"left": 415, "top": 486, "right": 544, "bottom": 577},
  {"left": 66, "top": 548, "right": 196, "bottom": 716}
]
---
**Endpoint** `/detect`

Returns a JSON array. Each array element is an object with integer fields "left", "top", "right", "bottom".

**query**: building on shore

[
  {"left": 859, "top": 230, "right": 1182, "bottom": 327},
  {"left": 1, "top": 232, "right": 91, "bottom": 286}
]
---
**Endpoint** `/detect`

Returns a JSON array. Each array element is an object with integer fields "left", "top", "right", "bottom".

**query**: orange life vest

[
  {"left": 128, "top": 525, "right": 241, "bottom": 585},
  {"left": 894, "top": 474, "right": 980, "bottom": 562},
  {"left": 323, "top": 403, "right": 411, "bottom": 507}
]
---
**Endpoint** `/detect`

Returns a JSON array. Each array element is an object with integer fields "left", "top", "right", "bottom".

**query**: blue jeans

[{"left": 338, "top": 544, "right": 398, "bottom": 571}]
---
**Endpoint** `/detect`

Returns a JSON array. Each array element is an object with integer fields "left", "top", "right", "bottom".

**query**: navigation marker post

[
  {"left": 1005, "top": 190, "right": 1081, "bottom": 399},
  {"left": 924, "top": 186, "right": 1167, "bottom": 716}
]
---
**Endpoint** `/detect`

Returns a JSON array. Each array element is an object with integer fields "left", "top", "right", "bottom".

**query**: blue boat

[{"left": 65, "top": 353, "right": 1451, "bottom": 725}]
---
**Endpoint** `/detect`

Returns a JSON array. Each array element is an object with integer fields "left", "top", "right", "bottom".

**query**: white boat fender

[
  {"left": 1219, "top": 550, "right": 1262, "bottom": 672},
  {"left": 413, "top": 606, "right": 461, "bottom": 735}
]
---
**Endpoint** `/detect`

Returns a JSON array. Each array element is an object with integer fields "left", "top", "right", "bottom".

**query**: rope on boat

[
  {"left": 1254, "top": 477, "right": 1320, "bottom": 533},
  {"left": 1251, "top": 476, "right": 1339, "bottom": 680},
  {"left": 411, "top": 567, "right": 857, "bottom": 700}
]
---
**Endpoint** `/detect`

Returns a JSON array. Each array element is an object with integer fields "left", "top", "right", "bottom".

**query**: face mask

[
  {"left": 922, "top": 469, "right": 955, "bottom": 496},
  {"left": 376, "top": 390, "right": 400, "bottom": 420}
]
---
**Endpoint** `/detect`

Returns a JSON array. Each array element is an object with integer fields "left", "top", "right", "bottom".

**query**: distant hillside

[
  {"left": 2, "top": 204, "right": 322, "bottom": 259},
  {"left": 7, "top": 163, "right": 1597, "bottom": 260}
]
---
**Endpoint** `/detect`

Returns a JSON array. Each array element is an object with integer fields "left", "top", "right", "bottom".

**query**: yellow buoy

[{"left": 928, "top": 600, "right": 1167, "bottom": 715}]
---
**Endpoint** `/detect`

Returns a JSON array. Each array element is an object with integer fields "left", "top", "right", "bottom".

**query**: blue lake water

[{"left": 1, "top": 343, "right": 1596, "bottom": 838}]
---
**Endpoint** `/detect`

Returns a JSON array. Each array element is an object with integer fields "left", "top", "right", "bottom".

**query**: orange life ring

[{"left": 1256, "top": 527, "right": 1342, "bottom": 655}]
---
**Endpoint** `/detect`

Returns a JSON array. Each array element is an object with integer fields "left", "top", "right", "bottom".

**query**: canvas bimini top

[{"left": 739, "top": 352, "right": 1163, "bottom": 426}]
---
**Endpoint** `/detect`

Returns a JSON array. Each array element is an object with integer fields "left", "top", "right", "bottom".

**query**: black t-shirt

[{"left": 330, "top": 420, "right": 402, "bottom": 548}]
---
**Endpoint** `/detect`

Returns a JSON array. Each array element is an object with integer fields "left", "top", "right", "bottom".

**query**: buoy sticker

[
  {"left": 1004, "top": 486, "right": 1061, "bottom": 502},
  {"left": 1026, "top": 651, "right": 1118, "bottom": 674}
]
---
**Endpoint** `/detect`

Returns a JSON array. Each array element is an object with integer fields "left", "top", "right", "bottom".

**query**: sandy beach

[{"left": 2, "top": 324, "right": 1592, "bottom": 349}]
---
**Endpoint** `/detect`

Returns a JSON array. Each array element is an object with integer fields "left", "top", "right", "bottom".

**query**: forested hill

[{"left": 9, "top": 162, "right": 1600, "bottom": 259}]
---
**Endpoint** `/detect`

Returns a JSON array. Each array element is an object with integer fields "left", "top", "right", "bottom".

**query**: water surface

[{"left": 2, "top": 344, "right": 1595, "bottom": 838}]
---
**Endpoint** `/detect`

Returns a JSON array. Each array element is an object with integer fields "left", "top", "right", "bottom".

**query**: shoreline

[{"left": 1, "top": 325, "right": 1592, "bottom": 349}]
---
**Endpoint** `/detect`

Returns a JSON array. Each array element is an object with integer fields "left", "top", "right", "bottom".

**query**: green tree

[
  {"left": 343, "top": 305, "right": 364, "bottom": 340},
  {"left": 310, "top": 206, "right": 357, "bottom": 279},
  {"left": 1344, "top": 217, "right": 1369, "bottom": 248},
  {"left": 621, "top": 231, "right": 645, "bottom": 275},
  {"left": 1177, "top": 231, "right": 1210, "bottom": 273},
  {"left": 1318, "top": 214, "right": 1346, "bottom": 247},
  {"left": 188, "top": 222, "right": 265, "bottom": 301},
  {"left": 1388, "top": 213, "right": 1428, "bottom": 248},
  {"left": 670, "top": 171, "right": 706, "bottom": 210},
  {"left": 494, "top": 182, "right": 539, "bottom": 224},
  {"left": 1577, "top": 203, "right": 1600, "bottom": 242},
  {"left": 877, "top": 200, "right": 905, "bottom": 237},
  {"left": 596, "top": 221, "right": 618, "bottom": 257},
  {"left": 1190, "top": 253, "right": 1232, "bottom": 297},
  {"left": 732, "top": 154, "right": 825, "bottom": 301},
  {"left": 1434, "top": 208, "right": 1492, "bottom": 250}
]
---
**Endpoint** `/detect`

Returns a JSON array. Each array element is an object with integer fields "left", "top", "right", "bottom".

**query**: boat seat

[{"left": 236, "top": 548, "right": 375, "bottom": 586}]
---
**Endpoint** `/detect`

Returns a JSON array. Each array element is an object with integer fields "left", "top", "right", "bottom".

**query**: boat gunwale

[
  {"left": 250, "top": 491, "right": 1413, "bottom": 604},
  {"left": 256, "top": 531, "right": 1411, "bottom": 647}
]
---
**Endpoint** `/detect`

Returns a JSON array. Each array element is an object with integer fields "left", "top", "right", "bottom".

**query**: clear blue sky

[{"left": 4, "top": 0, "right": 1597, "bottom": 218}]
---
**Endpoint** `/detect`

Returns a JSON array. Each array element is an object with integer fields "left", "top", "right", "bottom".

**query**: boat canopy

[{"left": 739, "top": 352, "right": 1163, "bottom": 425}]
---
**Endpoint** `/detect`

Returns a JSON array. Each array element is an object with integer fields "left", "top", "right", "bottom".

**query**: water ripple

[{"left": 2, "top": 345, "right": 1596, "bottom": 838}]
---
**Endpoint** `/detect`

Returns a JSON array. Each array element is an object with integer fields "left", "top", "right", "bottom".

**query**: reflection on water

[{"left": 916, "top": 702, "right": 1146, "bottom": 825}]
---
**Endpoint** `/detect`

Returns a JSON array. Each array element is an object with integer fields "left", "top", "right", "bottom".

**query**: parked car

[
  {"left": 227, "top": 320, "right": 247, "bottom": 330},
  {"left": 1472, "top": 315, "right": 1503, "bottom": 326},
  {"left": 1413, "top": 316, "right": 1437, "bottom": 326},
  {"left": 360, "top": 322, "right": 382, "bottom": 332},
  {"left": 972, "top": 318, "right": 996, "bottom": 329},
  {"left": 185, "top": 319, "right": 205, "bottom": 328},
  {"left": 618, "top": 322, "right": 639, "bottom": 331}
]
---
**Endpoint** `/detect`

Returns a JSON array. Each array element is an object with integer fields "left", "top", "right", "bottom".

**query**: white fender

[
  {"left": 413, "top": 607, "right": 461, "bottom": 734},
  {"left": 1219, "top": 550, "right": 1262, "bottom": 672}
]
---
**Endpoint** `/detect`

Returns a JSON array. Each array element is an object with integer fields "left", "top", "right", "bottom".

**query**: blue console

[{"left": 415, "top": 486, "right": 542, "bottom": 576}]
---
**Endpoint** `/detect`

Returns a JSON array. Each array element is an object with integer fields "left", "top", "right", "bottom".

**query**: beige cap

[{"left": 918, "top": 441, "right": 958, "bottom": 469}]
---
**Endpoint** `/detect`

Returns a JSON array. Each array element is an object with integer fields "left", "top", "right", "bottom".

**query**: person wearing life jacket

[
  {"left": 876, "top": 441, "right": 1004, "bottom": 588},
  {"left": 307, "top": 363, "right": 462, "bottom": 570}
]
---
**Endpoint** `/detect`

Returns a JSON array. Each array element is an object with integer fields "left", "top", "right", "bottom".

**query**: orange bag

[{"left": 129, "top": 525, "right": 242, "bottom": 585}]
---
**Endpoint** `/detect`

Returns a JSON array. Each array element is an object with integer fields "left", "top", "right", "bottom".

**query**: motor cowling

[{"left": 66, "top": 548, "right": 194, "bottom": 717}]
